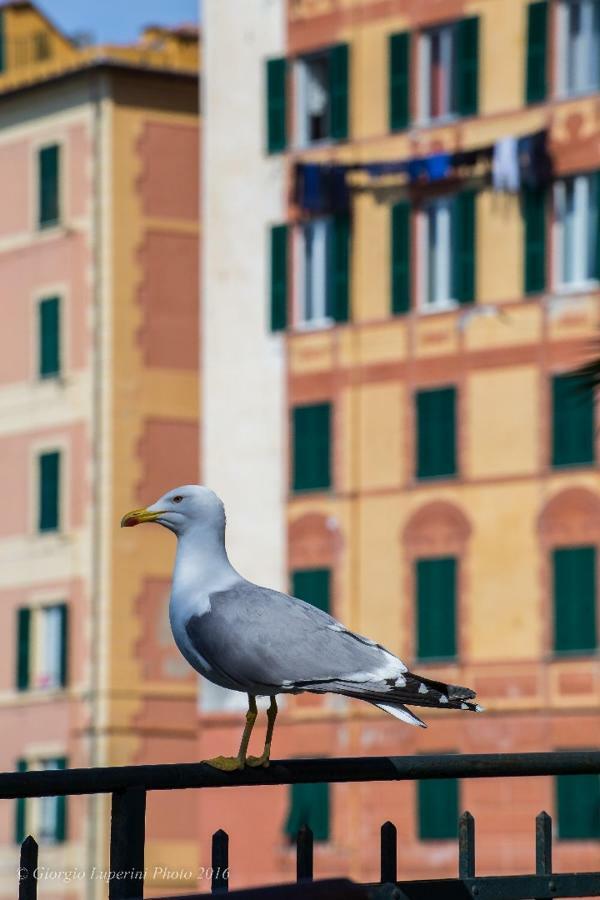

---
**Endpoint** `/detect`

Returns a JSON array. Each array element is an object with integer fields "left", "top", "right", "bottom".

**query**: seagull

[{"left": 121, "top": 485, "right": 483, "bottom": 771}]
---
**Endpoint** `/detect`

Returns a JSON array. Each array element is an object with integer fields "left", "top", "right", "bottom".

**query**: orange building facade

[
  {"left": 0, "top": 4, "right": 200, "bottom": 897},
  {"left": 200, "top": 0, "right": 600, "bottom": 892}
]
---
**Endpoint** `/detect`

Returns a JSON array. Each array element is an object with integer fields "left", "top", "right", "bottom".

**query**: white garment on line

[{"left": 492, "top": 136, "right": 520, "bottom": 193}]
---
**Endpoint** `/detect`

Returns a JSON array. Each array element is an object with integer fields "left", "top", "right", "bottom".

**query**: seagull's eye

[{"left": 172, "top": 495, "right": 184, "bottom": 504}]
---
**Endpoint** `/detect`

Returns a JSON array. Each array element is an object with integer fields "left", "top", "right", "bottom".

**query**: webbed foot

[{"left": 202, "top": 755, "right": 245, "bottom": 771}]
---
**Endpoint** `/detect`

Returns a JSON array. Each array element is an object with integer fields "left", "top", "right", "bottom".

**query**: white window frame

[
  {"left": 419, "top": 197, "right": 459, "bottom": 312},
  {"left": 294, "top": 51, "right": 331, "bottom": 148},
  {"left": 553, "top": 174, "right": 599, "bottom": 292},
  {"left": 32, "top": 604, "right": 64, "bottom": 691},
  {"left": 418, "top": 23, "right": 457, "bottom": 124},
  {"left": 556, "top": 0, "right": 600, "bottom": 97},
  {"left": 295, "top": 219, "right": 335, "bottom": 330}
]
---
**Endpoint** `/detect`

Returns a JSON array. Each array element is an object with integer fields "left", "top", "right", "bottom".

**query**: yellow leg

[
  {"left": 247, "top": 696, "right": 278, "bottom": 768},
  {"left": 202, "top": 695, "right": 258, "bottom": 771}
]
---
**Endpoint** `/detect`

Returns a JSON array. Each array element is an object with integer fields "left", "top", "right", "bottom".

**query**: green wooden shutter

[
  {"left": 455, "top": 17, "right": 479, "bottom": 117},
  {"left": 54, "top": 757, "right": 68, "bottom": 842},
  {"left": 292, "top": 569, "right": 330, "bottom": 614},
  {"left": 16, "top": 608, "right": 31, "bottom": 691},
  {"left": 416, "top": 387, "right": 457, "bottom": 480},
  {"left": 331, "top": 214, "right": 350, "bottom": 322},
  {"left": 525, "top": 1, "right": 548, "bottom": 104},
  {"left": 0, "top": 10, "right": 5, "bottom": 74},
  {"left": 58, "top": 603, "right": 69, "bottom": 688},
  {"left": 38, "top": 144, "right": 60, "bottom": 228},
  {"left": 453, "top": 191, "right": 476, "bottom": 305},
  {"left": 523, "top": 188, "right": 546, "bottom": 294},
  {"left": 556, "top": 774, "right": 600, "bottom": 839},
  {"left": 553, "top": 547, "right": 597, "bottom": 654},
  {"left": 551, "top": 375, "right": 595, "bottom": 467},
  {"left": 418, "top": 777, "right": 459, "bottom": 840},
  {"left": 416, "top": 558, "right": 457, "bottom": 660},
  {"left": 39, "top": 296, "right": 61, "bottom": 378},
  {"left": 389, "top": 32, "right": 410, "bottom": 131},
  {"left": 285, "top": 782, "right": 330, "bottom": 842},
  {"left": 38, "top": 450, "right": 60, "bottom": 532},
  {"left": 330, "top": 43, "right": 349, "bottom": 141},
  {"left": 14, "top": 759, "right": 27, "bottom": 844},
  {"left": 391, "top": 201, "right": 411, "bottom": 314},
  {"left": 292, "top": 403, "right": 331, "bottom": 492},
  {"left": 266, "top": 57, "right": 287, "bottom": 153},
  {"left": 270, "top": 225, "right": 288, "bottom": 331}
]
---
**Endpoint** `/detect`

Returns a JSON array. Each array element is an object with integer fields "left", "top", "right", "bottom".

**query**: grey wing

[{"left": 184, "top": 580, "right": 407, "bottom": 694}]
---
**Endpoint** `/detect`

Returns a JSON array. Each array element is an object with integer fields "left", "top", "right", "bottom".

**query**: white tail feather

[{"left": 375, "top": 702, "right": 427, "bottom": 728}]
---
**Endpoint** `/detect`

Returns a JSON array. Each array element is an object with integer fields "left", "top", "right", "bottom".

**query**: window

[
  {"left": 551, "top": 374, "right": 595, "bottom": 467},
  {"left": 415, "top": 387, "right": 457, "bottom": 480},
  {"left": 418, "top": 18, "right": 478, "bottom": 123},
  {"left": 418, "top": 776, "right": 459, "bottom": 840},
  {"left": 38, "top": 450, "right": 61, "bottom": 533},
  {"left": 296, "top": 216, "right": 350, "bottom": 328},
  {"left": 285, "top": 782, "right": 330, "bottom": 842},
  {"left": 292, "top": 569, "right": 331, "bottom": 614},
  {"left": 556, "top": 773, "right": 600, "bottom": 839},
  {"left": 292, "top": 403, "right": 331, "bottom": 492},
  {"left": 421, "top": 193, "right": 476, "bottom": 310},
  {"left": 38, "top": 144, "right": 60, "bottom": 229},
  {"left": 552, "top": 547, "right": 598, "bottom": 654},
  {"left": 554, "top": 173, "right": 599, "bottom": 289},
  {"left": 295, "top": 44, "right": 349, "bottom": 146},
  {"left": 416, "top": 558, "right": 457, "bottom": 660},
  {"left": 15, "top": 757, "right": 67, "bottom": 844},
  {"left": 38, "top": 296, "right": 61, "bottom": 379},
  {"left": 16, "top": 603, "right": 69, "bottom": 691},
  {"left": 557, "top": 0, "right": 600, "bottom": 97}
]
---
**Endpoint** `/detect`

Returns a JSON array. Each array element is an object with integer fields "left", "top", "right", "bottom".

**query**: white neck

[{"left": 173, "top": 522, "right": 240, "bottom": 594}]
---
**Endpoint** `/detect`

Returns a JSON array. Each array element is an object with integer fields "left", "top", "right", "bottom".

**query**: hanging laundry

[
  {"left": 364, "top": 161, "right": 409, "bottom": 177},
  {"left": 518, "top": 130, "right": 552, "bottom": 190},
  {"left": 424, "top": 152, "right": 451, "bottom": 181},
  {"left": 492, "top": 136, "right": 520, "bottom": 192},
  {"left": 294, "top": 163, "right": 350, "bottom": 214}
]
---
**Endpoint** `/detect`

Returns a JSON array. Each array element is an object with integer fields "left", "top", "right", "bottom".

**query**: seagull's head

[{"left": 120, "top": 485, "right": 225, "bottom": 538}]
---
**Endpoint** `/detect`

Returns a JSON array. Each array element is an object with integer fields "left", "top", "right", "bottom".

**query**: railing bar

[
  {"left": 18, "top": 836, "right": 38, "bottom": 900},
  {"left": 536, "top": 810, "right": 553, "bottom": 874},
  {"left": 2, "top": 750, "right": 600, "bottom": 798},
  {"left": 296, "top": 825, "right": 313, "bottom": 882},
  {"left": 380, "top": 820, "right": 397, "bottom": 884},
  {"left": 109, "top": 787, "right": 146, "bottom": 900},
  {"left": 211, "top": 829, "right": 229, "bottom": 894},
  {"left": 458, "top": 811, "right": 475, "bottom": 879}
]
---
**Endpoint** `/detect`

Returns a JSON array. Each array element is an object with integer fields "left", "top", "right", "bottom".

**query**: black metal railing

[{"left": 3, "top": 750, "right": 600, "bottom": 899}]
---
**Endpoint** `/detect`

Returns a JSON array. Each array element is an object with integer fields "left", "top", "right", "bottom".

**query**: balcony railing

[{"left": 3, "top": 750, "right": 600, "bottom": 899}]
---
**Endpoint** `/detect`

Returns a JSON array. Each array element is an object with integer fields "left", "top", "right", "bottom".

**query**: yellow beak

[{"left": 120, "top": 507, "right": 164, "bottom": 528}]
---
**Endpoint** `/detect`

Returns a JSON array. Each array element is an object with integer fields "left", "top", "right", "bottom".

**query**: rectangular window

[
  {"left": 557, "top": 0, "right": 600, "bottom": 97},
  {"left": 38, "top": 450, "right": 61, "bottom": 533},
  {"left": 38, "top": 296, "right": 61, "bottom": 378},
  {"left": 554, "top": 173, "right": 599, "bottom": 289},
  {"left": 553, "top": 547, "right": 598, "bottom": 654},
  {"left": 15, "top": 757, "right": 67, "bottom": 844},
  {"left": 418, "top": 19, "right": 478, "bottom": 122},
  {"left": 292, "top": 569, "right": 331, "bottom": 614},
  {"left": 416, "top": 387, "right": 457, "bottom": 480},
  {"left": 418, "top": 776, "right": 459, "bottom": 840},
  {"left": 292, "top": 403, "right": 331, "bottom": 492},
  {"left": 38, "top": 144, "right": 60, "bottom": 229},
  {"left": 295, "top": 45, "right": 349, "bottom": 146},
  {"left": 416, "top": 558, "right": 457, "bottom": 660},
  {"left": 16, "top": 603, "right": 68, "bottom": 691},
  {"left": 551, "top": 374, "right": 595, "bottom": 467},
  {"left": 556, "top": 773, "right": 600, "bottom": 839},
  {"left": 421, "top": 193, "right": 476, "bottom": 309},
  {"left": 285, "top": 782, "right": 330, "bottom": 842},
  {"left": 297, "top": 216, "right": 350, "bottom": 328}
]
